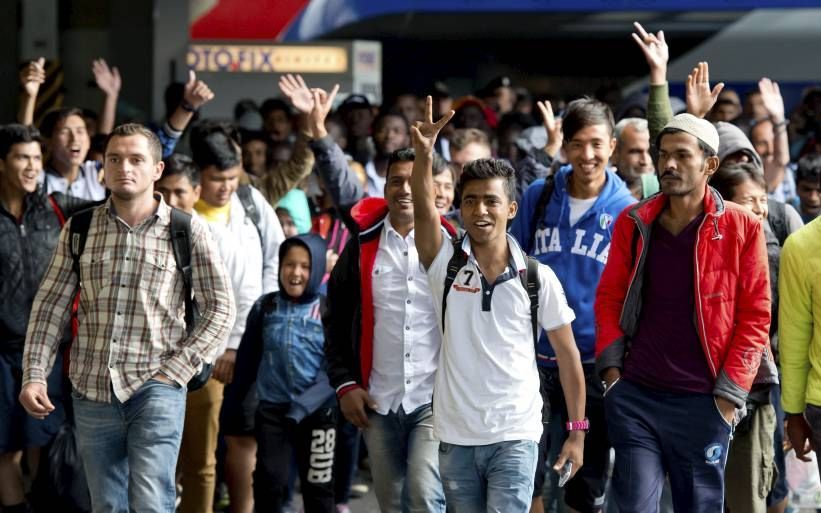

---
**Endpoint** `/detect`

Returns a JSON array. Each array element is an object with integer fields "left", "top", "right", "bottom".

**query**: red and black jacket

[{"left": 324, "top": 197, "right": 455, "bottom": 399}]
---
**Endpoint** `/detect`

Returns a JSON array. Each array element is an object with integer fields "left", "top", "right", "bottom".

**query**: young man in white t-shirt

[{"left": 410, "top": 97, "right": 587, "bottom": 512}]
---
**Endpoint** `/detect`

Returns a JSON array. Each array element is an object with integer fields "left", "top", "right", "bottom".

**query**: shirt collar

[
  {"left": 461, "top": 233, "right": 527, "bottom": 273},
  {"left": 105, "top": 192, "right": 168, "bottom": 224},
  {"left": 384, "top": 216, "right": 414, "bottom": 241}
]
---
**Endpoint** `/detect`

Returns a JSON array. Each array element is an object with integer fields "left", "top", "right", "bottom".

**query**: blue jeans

[
  {"left": 361, "top": 404, "right": 445, "bottom": 513},
  {"left": 439, "top": 440, "right": 539, "bottom": 513},
  {"left": 73, "top": 379, "right": 186, "bottom": 513}
]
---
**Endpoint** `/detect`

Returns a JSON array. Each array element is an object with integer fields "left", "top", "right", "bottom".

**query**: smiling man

[
  {"left": 0, "top": 124, "right": 88, "bottom": 513},
  {"left": 325, "top": 147, "right": 449, "bottom": 513},
  {"left": 510, "top": 98, "right": 635, "bottom": 513},
  {"left": 20, "top": 123, "right": 235, "bottom": 512},
  {"left": 411, "top": 97, "right": 586, "bottom": 513},
  {"left": 595, "top": 113, "right": 771, "bottom": 512}
]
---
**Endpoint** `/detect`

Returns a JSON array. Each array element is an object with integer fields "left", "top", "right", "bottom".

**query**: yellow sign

[{"left": 187, "top": 45, "right": 348, "bottom": 73}]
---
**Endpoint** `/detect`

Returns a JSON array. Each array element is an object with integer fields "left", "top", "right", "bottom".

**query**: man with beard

[
  {"left": 611, "top": 118, "right": 655, "bottom": 200},
  {"left": 596, "top": 114, "right": 770, "bottom": 512}
]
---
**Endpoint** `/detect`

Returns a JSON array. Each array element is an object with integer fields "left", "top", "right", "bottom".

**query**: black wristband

[{"left": 180, "top": 100, "right": 197, "bottom": 113}]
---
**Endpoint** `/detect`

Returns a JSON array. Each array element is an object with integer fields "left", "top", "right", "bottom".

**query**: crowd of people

[{"left": 1, "top": 20, "right": 821, "bottom": 513}]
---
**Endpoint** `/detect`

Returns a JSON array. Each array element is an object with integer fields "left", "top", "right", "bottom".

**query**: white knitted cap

[{"left": 661, "top": 113, "right": 719, "bottom": 154}]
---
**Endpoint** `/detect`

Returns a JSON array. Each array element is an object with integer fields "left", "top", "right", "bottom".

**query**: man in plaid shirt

[{"left": 19, "top": 124, "right": 236, "bottom": 512}]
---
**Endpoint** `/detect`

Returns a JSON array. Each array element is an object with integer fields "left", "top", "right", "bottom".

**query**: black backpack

[
  {"left": 236, "top": 184, "right": 263, "bottom": 243},
  {"left": 67, "top": 206, "right": 212, "bottom": 391}
]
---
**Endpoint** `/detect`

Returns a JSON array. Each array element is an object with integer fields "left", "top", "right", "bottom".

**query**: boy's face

[
  {"left": 155, "top": 174, "right": 201, "bottom": 213},
  {"left": 0, "top": 142, "right": 43, "bottom": 196},
  {"left": 460, "top": 177, "right": 517, "bottom": 247},
  {"left": 797, "top": 178, "right": 821, "bottom": 218},
  {"left": 50, "top": 114, "right": 90, "bottom": 169},
  {"left": 276, "top": 209, "right": 299, "bottom": 237},
  {"left": 280, "top": 244, "right": 311, "bottom": 298},
  {"left": 200, "top": 165, "right": 241, "bottom": 207}
]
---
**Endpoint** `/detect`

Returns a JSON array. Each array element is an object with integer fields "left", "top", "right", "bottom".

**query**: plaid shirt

[{"left": 23, "top": 195, "right": 236, "bottom": 402}]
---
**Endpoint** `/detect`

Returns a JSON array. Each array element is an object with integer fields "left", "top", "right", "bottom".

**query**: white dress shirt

[{"left": 369, "top": 219, "right": 441, "bottom": 415}]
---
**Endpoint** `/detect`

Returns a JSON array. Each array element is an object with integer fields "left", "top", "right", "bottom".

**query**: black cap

[{"left": 339, "top": 94, "right": 372, "bottom": 112}]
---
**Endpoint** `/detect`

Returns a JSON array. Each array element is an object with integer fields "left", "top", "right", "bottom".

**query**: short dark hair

[
  {"left": 0, "top": 124, "right": 42, "bottom": 160},
  {"left": 657, "top": 128, "right": 718, "bottom": 158},
  {"left": 711, "top": 162, "right": 766, "bottom": 200},
  {"left": 161, "top": 153, "right": 200, "bottom": 187},
  {"left": 105, "top": 123, "right": 163, "bottom": 163},
  {"left": 190, "top": 121, "right": 242, "bottom": 171},
  {"left": 459, "top": 158, "right": 517, "bottom": 201},
  {"left": 431, "top": 153, "right": 453, "bottom": 181},
  {"left": 39, "top": 107, "right": 84, "bottom": 138},
  {"left": 260, "top": 98, "right": 291, "bottom": 119},
  {"left": 386, "top": 148, "right": 415, "bottom": 179},
  {"left": 797, "top": 153, "right": 821, "bottom": 185},
  {"left": 562, "top": 97, "right": 615, "bottom": 142}
]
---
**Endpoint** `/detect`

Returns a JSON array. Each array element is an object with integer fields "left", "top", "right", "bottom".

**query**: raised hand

[
  {"left": 537, "top": 100, "right": 563, "bottom": 156},
  {"left": 20, "top": 58, "right": 46, "bottom": 97},
  {"left": 631, "top": 22, "right": 668, "bottom": 85},
  {"left": 183, "top": 70, "right": 215, "bottom": 110},
  {"left": 758, "top": 78, "right": 785, "bottom": 123},
  {"left": 92, "top": 58, "right": 122, "bottom": 97},
  {"left": 278, "top": 74, "right": 314, "bottom": 114},
  {"left": 411, "top": 95, "right": 455, "bottom": 155},
  {"left": 686, "top": 62, "right": 724, "bottom": 119},
  {"left": 308, "top": 84, "right": 340, "bottom": 139}
]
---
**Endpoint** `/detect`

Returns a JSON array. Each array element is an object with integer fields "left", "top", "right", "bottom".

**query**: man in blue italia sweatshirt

[{"left": 510, "top": 98, "right": 635, "bottom": 513}]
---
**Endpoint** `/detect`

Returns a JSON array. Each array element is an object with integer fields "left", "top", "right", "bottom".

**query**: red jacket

[{"left": 594, "top": 187, "right": 771, "bottom": 407}]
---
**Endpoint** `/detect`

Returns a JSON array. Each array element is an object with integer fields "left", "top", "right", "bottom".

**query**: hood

[
  {"left": 278, "top": 233, "right": 327, "bottom": 304},
  {"left": 277, "top": 188, "right": 312, "bottom": 234},
  {"left": 554, "top": 164, "right": 636, "bottom": 210},
  {"left": 716, "top": 121, "right": 763, "bottom": 170}
]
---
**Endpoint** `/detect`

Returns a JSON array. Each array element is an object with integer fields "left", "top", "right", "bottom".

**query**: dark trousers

[
  {"left": 605, "top": 379, "right": 732, "bottom": 513},
  {"left": 333, "top": 417, "right": 361, "bottom": 504},
  {"left": 534, "top": 364, "right": 609, "bottom": 512},
  {"left": 254, "top": 401, "right": 337, "bottom": 513}
]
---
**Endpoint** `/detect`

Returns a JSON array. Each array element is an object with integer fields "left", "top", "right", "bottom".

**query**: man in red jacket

[{"left": 595, "top": 113, "right": 771, "bottom": 512}]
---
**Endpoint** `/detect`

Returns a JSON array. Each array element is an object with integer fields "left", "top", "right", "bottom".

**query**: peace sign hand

[
  {"left": 411, "top": 95, "right": 454, "bottom": 155},
  {"left": 631, "top": 21, "right": 669, "bottom": 85}
]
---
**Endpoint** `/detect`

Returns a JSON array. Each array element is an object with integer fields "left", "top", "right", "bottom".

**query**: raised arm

[
  {"left": 92, "top": 58, "right": 121, "bottom": 135},
  {"left": 759, "top": 78, "right": 791, "bottom": 192},
  {"left": 410, "top": 96, "right": 454, "bottom": 269},
  {"left": 167, "top": 70, "right": 215, "bottom": 133},
  {"left": 686, "top": 62, "right": 724, "bottom": 119},
  {"left": 259, "top": 74, "right": 325, "bottom": 204},
  {"left": 632, "top": 22, "right": 672, "bottom": 143},
  {"left": 17, "top": 58, "right": 45, "bottom": 126},
  {"left": 536, "top": 100, "right": 563, "bottom": 159}
]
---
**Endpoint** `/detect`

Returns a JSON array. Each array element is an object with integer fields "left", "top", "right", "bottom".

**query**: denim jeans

[
  {"left": 361, "top": 404, "right": 445, "bottom": 513},
  {"left": 73, "top": 379, "right": 186, "bottom": 513},
  {"left": 438, "top": 439, "right": 539, "bottom": 513}
]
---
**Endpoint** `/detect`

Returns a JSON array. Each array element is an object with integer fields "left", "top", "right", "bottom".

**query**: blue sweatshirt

[{"left": 510, "top": 165, "right": 636, "bottom": 366}]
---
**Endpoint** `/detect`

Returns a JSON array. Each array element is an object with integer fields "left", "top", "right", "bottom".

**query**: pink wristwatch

[{"left": 565, "top": 418, "right": 590, "bottom": 432}]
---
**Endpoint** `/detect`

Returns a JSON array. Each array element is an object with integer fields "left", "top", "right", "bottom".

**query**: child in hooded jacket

[{"left": 225, "top": 233, "right": 336, "bottom": 513}]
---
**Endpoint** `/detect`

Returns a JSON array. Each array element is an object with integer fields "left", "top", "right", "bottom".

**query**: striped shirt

[{"left": 23, "top": 195, "right": 236, "bottom": 403}]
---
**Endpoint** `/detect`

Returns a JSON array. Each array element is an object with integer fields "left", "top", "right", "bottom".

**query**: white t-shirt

[
  {"left": 425, "top": 235, "right": 575, "bottom": 445},
  {"left": 567, "top": 195, "right": 598, "bottom": 227}
]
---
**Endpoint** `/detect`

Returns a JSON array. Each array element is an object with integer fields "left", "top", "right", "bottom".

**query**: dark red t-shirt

[{"left": 623, "top": 213, "right": 714, "bottom": 395}]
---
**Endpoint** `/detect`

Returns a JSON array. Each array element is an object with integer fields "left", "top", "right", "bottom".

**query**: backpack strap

[
  {"left": 236, "top": 184, "right": 263, "bottom": 244},
  {"left": 68, "top": 208, "right": 95, "bottom": 281},
  {"left": 169, "top": 208, "right": 196, "bottom": 335},
  {"left": 766, "top": 199, "right": 789, "bottom": 247},
  {"left": 441, "top": 237, "right": 468, "bottom": 330},
  {"left": 531, "top": 174, "right": 556, "bottom": 232},
  {"left": 47, "top": 195, "right": 67, "bottom": 227},
  {"left": 519, "top": 255, "right": 541, "bottom": 348}
]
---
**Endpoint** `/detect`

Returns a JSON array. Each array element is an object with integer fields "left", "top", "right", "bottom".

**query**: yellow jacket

[{"left": 780, "top": 217, "right": 821, "bottom": 413}]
